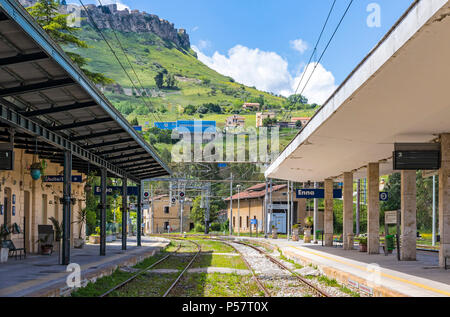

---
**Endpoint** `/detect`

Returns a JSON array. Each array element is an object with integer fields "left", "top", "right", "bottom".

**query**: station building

[
  {"left": 143, "top": 194, "right": 193, "bottom": 234},
  {"left": 225, "top": 183, "right": 322, "bottom": 234},
  {"left": 0, "top": 0, "right": 171, "bottom": 264}
]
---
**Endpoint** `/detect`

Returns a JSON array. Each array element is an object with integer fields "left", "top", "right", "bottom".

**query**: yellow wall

[
  {"left": 227, "top": 189, "right": 308, "bottom": 233},
  {"left": 0, "top": 149, "right": 86, "bottom": 253},
  {"left": 143, "top": 198, "right": 193, "bottom": 234}
]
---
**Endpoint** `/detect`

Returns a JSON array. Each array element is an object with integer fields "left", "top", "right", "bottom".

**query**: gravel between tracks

[{"left": 230, "top": 242, "right": 312, "bottom": 297}]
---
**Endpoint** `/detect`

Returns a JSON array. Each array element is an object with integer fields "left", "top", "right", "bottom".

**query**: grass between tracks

[{"left": 71, "top": 239, "right": 254, "bottom": 297}]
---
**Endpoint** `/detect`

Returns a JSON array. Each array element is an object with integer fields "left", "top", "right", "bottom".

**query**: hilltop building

[
  {"left": 242, "top": 103, "right": 260, "bottom": 111},
  {"left": 226, "top": 115, "right": 245, "bottom": 128},
  {"left": 291, "top": 117, "right": 311, "bottom": 128},
  {"left": 256, "top": 112, "right": 276, "bottom": 128}
]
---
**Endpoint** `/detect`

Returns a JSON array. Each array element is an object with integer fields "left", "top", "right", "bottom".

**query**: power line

[
  {"left": 78, "top": 0, "right": 161, "bottom": 124},
  {"left": 284, "top": 0, "right": 337, "bottom": 121},
  {"left": 96, "top": 0, "right": 163, "bottom": 123},
  {"left": 298, "top": 0, "right": 354, "bottom": 100}
]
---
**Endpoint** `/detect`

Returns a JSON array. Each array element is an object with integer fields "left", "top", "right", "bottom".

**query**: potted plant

[
  {"left": 30, "top": 159, "right": 47, "bottom": 181},
  {"left": 89, "top": 227, "right": 101, "bottom": 244},
  {"left": 292, "top": 224, "right": 300, "bottom": 241},
  {"left": 359, "top": 236, "right": 368, "bottom": 252},
  {"left": 37, "top": 234, "right": 53, "bottom": 255},
  {"left": 0, "top": 225, "right": 11, "bottom": 263},
  {"left": 73, "top": 209, "right": 87, "bottom": 249},
  {"left": 304, "top": 216, "right": 313, "bottom": 243},
  {"left": 49, "top": 217, "right": 63, "bottom": 263},
  {"left": 271, "top": 225, "right": 278, "bottom": 239}
]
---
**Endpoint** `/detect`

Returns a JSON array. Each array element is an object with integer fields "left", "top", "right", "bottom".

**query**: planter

[
  {"left": 74, "top": 238, "right": 85, "bottom": 249},
  {"left": 304, "top": 228, "right": 312, "bottom": 243},
  {"left": 272, "top": 229, "right": 278, "bottom": 239},
  {"left": 89, "top": 235, "right": 100, "bottom": 244},
  {"left": 359, "top": 244, "right": 367, "bottom": 252},
  {"left": 41, "top": 245, "right": 52, "bottom": 255},
  {"left": 0, "top": 248, "right": 8, "bottom": 263}
]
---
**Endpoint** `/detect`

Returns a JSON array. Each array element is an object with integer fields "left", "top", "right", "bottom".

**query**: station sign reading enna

[{"left": 296, "top": 189, "right": 342, "bottom": 199}]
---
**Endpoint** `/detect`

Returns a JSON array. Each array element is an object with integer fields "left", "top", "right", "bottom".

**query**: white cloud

[
  {"left": 290, "top": 63, "right": 337, "bottom": 105},
  {"left": 196, "top": 40, "right": 211, "bottom": 50},
  {"left": 193, "top": 45, "right": 292, "bottom": 95},
  {"left": 193, "top": 44, "right": 337, "bottom": 105},
  {"left": 290, "top": 38, "right": 308, "bottom": 54},
  {"left": 192, "top": 26, "right": 200, "bottom": 32}
]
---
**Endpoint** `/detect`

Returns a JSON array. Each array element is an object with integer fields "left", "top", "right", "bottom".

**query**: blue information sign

[
  {"left": 296, "top": 189, "right": 342, "bottom": 199},
  {"left": 94, "top": 186, "right": 139, "bottom": 196},
  {"left": 218, "top": 163, "right": 227, "bottom": 168},
  {"left": 43, "top": 175, "right": 83, "bottom": 183},
  {"left": 379, "top": 192, "right": 389, "bottom": 202},
  {"left": 250, "top": 219, "right": 258, "bottom": 225}
]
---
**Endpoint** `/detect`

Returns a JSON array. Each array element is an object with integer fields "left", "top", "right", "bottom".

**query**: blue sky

[{"left": 70, "top": 0, "right": 414, "bottom": 104}]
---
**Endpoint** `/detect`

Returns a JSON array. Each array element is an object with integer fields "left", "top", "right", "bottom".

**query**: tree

[
  {"left": 295, "top": 120, "right": 303, "bottom": 129},
  {"left": 27, "top": 0, "right": 113, "bottom": 85},
  {"left": 165, "top": 73, "right": 178, "bottom": 89},
  {"left": 154, "top": 72, "right": 164, "bottom": 89},
  {"left": 130, "top": 117, "right": 139, "bottom": 126}
]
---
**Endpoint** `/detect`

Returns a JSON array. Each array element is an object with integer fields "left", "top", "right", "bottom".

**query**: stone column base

[
  {"left": 324, "top": 233, "right": 333, "bottom": 246},
  {"left": 344, "top": 234, "right": 354, "bottom": 250}
]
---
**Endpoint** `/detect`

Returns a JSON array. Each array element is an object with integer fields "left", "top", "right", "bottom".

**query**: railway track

[
  {"left": 215, "top": 239, "right": 272, "bottom": 297},
  {"left": 229, "top": 239, "right": 330, "bottom": 297},
  {"left": 99, "top": 238, "right": 201, "bottom": 297}
]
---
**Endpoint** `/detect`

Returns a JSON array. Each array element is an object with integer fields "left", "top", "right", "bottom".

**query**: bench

[
  {"left": 3, "top": 240, "right": 26, "bottom": 260},
  {"left": 333, "top": 235, "right": 343, "bottom": 248}
]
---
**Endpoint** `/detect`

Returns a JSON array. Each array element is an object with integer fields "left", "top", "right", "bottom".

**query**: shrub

[
  {"left": 209, "top": 223, "right": 221, "bottom": 232},
  {"left": 194, "top": 223, "right": 204, "bottom": 233}
]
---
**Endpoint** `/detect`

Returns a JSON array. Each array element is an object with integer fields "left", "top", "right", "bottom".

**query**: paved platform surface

[
  {"left": 0, "top": 236, "right": 168, "bottom": 297},
  {"left": 240, "top": 237, "right": 450, "bottom": 297}
]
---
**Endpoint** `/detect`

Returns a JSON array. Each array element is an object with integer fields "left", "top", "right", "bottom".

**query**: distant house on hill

[
  {"left": 291, "top": 117, "right": 311, "bottom": 128},
  {"left": 226, "top": 115, "right": 245, "bottom": 128},
  {"left": 242, "top": 103, "right": 260, "bottom": 111},
  {"left": 256, "top": 112, "right": 276, "bottom": 127}
]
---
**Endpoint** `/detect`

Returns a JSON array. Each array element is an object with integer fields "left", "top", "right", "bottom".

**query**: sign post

[{"left": 384, "top": 210, "right": 401, "bottom": 259}]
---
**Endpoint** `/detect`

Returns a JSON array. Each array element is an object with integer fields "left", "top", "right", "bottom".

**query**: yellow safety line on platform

[{"left": 288, "top": 244, "right": 450, "bottom": 297}]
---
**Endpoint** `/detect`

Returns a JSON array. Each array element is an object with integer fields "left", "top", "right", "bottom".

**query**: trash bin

[
  {"left": 315, "top": 230, "right": 322, "bottom": 240},
  {"left": 385, "top": 235, "right": 395, "bottom": 252}
]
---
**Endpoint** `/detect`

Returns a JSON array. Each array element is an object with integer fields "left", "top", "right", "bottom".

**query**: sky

[{"left": 69, "top": 0, "right": 414, "bottom": 104}]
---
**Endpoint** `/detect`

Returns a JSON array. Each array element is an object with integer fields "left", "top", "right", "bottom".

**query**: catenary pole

[{"left": 432, "top": 175, "right": 436, "bottom": 246}]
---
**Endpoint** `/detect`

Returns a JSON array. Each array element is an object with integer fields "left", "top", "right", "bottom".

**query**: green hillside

[{"left": 66, "top": 26, "right": 288, "bottom": 123}]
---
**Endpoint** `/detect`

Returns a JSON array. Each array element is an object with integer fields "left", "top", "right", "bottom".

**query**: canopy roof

[
  {"left": 266, "top": 0, "right": 450, "bottom": 182},
  {"left": 0, "top": 0, "right": 171, "bottom": 181}
]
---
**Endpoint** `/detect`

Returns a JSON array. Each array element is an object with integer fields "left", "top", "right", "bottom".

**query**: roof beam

[
  {"left": 50, "top": 117, "right": 113, "bottom": 131},
  {"left": 70, "top": 128, "right": 125, "bottom": 141},
  {"left": 96, "top": 145, "right": 141, "bottom": 156},
  {"left": 106, "top": 151, "right": 148, "bottom": 161},
  {"left": 125, "top": 163, "right": 163, "bottom": 172},
  {"left": 21, "top": 101, "right": 97, "bottom": 117},
  {"left": 114, "top": 157, "right": 155, "bottom": 166},
  {"left": 0, "top": 12, "right": 9, "bottom": 22},
  {"left": 85, "top": 138, "right": 134, "bottom": 150},
  {"left": 0, "top": 52, "right": 48, "bottom": 67},
  {"left": 0, "top": 78, "right": 75, "bottom": 97}
]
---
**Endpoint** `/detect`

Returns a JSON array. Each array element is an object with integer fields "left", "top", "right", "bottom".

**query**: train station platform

[
  {"left": 245, "top": 238, "right": 450, "bottom": 297},
  {"left": 0, "top": 236, "right": 168, "bottom": 297}
]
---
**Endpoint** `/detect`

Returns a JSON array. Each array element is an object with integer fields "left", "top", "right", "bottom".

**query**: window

[
  {"left": 233, "top": 217, "right": 235, "bottom": 227},
  {"left": 239, "top": 217, "right": 242, "bottom": 228},
  {"left": 164, "top": 206, "right": 170, "bottom": 214},
  {"left": 246, "top": 216, "right": 249, "bottom": 228}
]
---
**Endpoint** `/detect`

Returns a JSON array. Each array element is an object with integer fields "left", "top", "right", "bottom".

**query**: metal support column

[
  {"left": 100, "top": 168, "right": 107, "bottom": 256},
  {"left": 137, "top": 181, "right": 142, "bottom": 246},
  {"left": 230, "top": 173, "right": 233, "bottom": 235},
  {"left": 62, "top": 150, "right": 72, "bottom": 265},
  {"left": 356, "top": 179, "right": 361, "bottom": 236},
  {"left": 432, "top": 174, "right": 437, "bottom": 246},
  {"left": 122, "top": 177, "right": 127, "bottom": 250},
  {"left": 313, "top": 182, "right": 318, "bottom": 243}
]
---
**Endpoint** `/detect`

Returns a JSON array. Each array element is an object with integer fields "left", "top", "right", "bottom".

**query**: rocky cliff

[{"left": 20, "top": 0, "right": 191, "bottom": 50}]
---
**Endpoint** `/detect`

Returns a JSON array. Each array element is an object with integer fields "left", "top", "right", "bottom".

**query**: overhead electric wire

[
  {"left": 96, "top": 0, "right": 163, "bottom": 123},
  {"left": 284, "top": 0, "right": 337, "bottom": 121},
  {"left": 78, "top": 0, "right": 161, "bottom": 124},
  {"left": 297, "top": 0, "right": 354, "bottom": 100}
]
